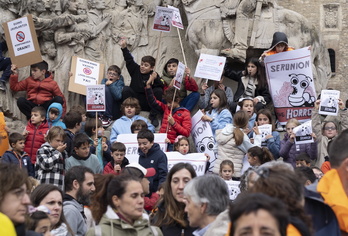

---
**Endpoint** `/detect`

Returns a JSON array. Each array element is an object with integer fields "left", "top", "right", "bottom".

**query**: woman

[
  {"left": 87, "top": 175, "right": 162, "bottom": 235},
  {"left": 151, "top": 163, "right": 197, "bottom": 235},
  {"left": 30, "top": 184, "right": 74, "bottom": 236}
]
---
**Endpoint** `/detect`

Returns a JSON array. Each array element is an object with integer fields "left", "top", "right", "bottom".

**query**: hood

[
  {"left": 268, "top": 32, "right": 289, "bottom": 51},
  {"left": 47, "top": 102, "right": 63, "bottom": 122}
]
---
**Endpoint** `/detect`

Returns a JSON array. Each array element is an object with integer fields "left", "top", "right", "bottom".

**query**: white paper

[
  {"left": 225, "top": 180, "right": 241, "bottom": 201},
  {"left": 319, "top": 90, "right": 340, "bottom": 116},
  {"left": 173, "top": 61, "right": 185, "bottom": 89},
  {"left": 293, "top": 120, "right": 314, "bottom": 144},
  {"left": 8, "top": 16, "right": 35, "bottom": 56},
  {"left": 168, "top": 5, "right": 184, "bottom": 29},
  {"left": 75, "top": 57, "right": 101, "bottom": 86},
  {"left": 86, "top": 85, "right": 106, "bottom": 112},
  {"left": 194, "top": 53, "right": 226, "bottom": 81},
  {"left": 166, "top": 152, "right": 207, "bottom": 176},
  {"left": 153, "top": 6, "right": 173, "bottom": 32}
]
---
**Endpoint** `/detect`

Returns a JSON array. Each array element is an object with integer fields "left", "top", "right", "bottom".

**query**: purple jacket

[{"left": 279, "top": 132, "right": 318, "bottom": 167}]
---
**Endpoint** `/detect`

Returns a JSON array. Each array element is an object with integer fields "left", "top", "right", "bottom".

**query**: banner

[
  {"left": 319, "top": 90, "right": 340, "bottom": 116},
  {"left": 168, "top": 5, "right": 184, "bottom": 29},
  {"left": 264, "top": 47, "right": 316, "bottom": 124},
  {"left": 174, "top": 61, "right": 185, "bottom": 89},
  {"left": 293, "top": 120, "right": 314, "bottom": 144},
  {"left": 153, "top": 6, "right": 173, "bottom": 32},
  {"left": 165, "top": 152, "right": 207, "bottom": 176},
  {"left": 194, "top": 53, "right": 226, "bottom": 81},
  {"left": 191, "top": 110, "right": 216, "bottom": 171},
  {"left": 86, "top": 85, "right": 105, "bottom": 112},
  {"left": 117, "top": 133, "right": 167, "bottom": 163}
]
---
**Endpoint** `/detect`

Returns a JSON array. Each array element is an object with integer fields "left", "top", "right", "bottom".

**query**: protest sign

[
  {"left": 191, "top": 110, "right": 216, "bottom": 171},
  {"left": 168, "top": 5, "right": 184, "bottom": 29},
  {"left": 174, "top": 61, "right": 185, "bottom": 89},
  {"left": 264, "top": 47, "right": 316, "bottom": 124},
  {"left": 117, "top": 133, "right": 167, "bottom": 163},
  {"left": 225, "top": 180, "right": 241, "bottom": 201},
  {"left": 3, "top": 15, "right": 42, "bottom": 68},
  {"left": 257, "top": 124, "right": 272, "bottom": 147},
  {"left": 166, "top": 152, "right": 207, "bottom": 176},
  {"left": 153, "top": 6, "right": 173, "bottom": 32},
  {"left": 194, "top": 53, "right": 226, "bottom": 81},
  {"left": 293, "top": 120, "right": 314, "bottom": 144},
  {"left": 319, "top": 90, "right": 340, "bottom": 116},
  {"left": 69, "top": 56, "right": 104, "bottom": 95},
  {"left": 86, "top": 85, "right": 105, "bottom": 112}
]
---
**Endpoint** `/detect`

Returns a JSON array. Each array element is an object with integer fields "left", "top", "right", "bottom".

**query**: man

[{"left": 63, "top": 166, "right": 95, "bottom": 236}]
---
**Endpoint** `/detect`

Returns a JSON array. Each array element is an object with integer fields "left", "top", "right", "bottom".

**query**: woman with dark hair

[
  {"left": 87, "top": 174, "right": 162, "bottom": 235},
  {"left": 30, "top": 184, "right": 74, "bottom": 236},
  {"left": 151, "top": 162, "right": 197, "bottom": 235}
]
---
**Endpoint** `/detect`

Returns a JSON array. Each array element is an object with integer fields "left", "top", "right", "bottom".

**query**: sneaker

[
  {"left": 100, "top": 117, "right": 112, "bottom": 128},
  {"left": 0, "top": 81, "right": 6, "bottom": 91}
]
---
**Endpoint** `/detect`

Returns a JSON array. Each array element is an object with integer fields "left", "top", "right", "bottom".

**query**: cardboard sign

[
  {"left": 194, "top": 53, "right": 226, "bottom": 81},
  {"left": 153, "top": 6, "right": 173, "bottom": 32},
  {"left": 166, "top": 152, "right": 207, "bottom": 176},
  {"left": 86, "top": 85, "right": 106, "bottom": 112},
  {"left": 293, "top": 120, "right": 314, "bottom": 144},
  {"left": 2, "top": 15, "right": 42, "bottom": 68},
  {"left": 69, "top": 56, "right": 104, "bottom": 95},
  {"left": 168, "top": 5, "right": 184, "bottom": 29},
  {"left": 225, "top": 180, "right": 241, "bottom": 201},
  {"left": 264, "top": 47, "right": 316, "bottom": 124},
  {"left": 319, "top": 90, "right": 340, "bottom": 116},
  {"left": 174, "top": 61, "right": 185, "bottom": 89},
  {"left": 191, "top": 110, "right": 216, "bottom": 171},
  {"left": 117, "top": 133, "right": 167, "bottom": 163}
]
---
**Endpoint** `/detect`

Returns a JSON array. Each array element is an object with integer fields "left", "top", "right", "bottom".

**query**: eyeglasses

[
  {"left": 108, "top": 72, "right": 118, "bottom": 76},
  {"left": 324, "top": 127, "right": 336, "bottom": 131}
]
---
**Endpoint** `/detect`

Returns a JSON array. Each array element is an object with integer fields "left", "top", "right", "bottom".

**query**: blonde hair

[
  {"left": 286, "top": 118, "right": 300, "bottom": 128},
  {"left": 46, "top": 126, "right": 65, "bottom": 143}
]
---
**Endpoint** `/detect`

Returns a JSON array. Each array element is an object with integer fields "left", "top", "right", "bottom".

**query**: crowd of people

[{"left": 0, "top": 31, "right": 348, "bottom": 236}]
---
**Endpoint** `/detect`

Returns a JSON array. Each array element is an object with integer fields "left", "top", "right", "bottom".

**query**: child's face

[
  {"left": 31, "top": 112, "right": 45, "bottom": 125},
  {"left": 242, "top": 100, "right": 254, "bottom": 117},
  {"left": 275, "top": 43, "right": 286, "bottom": 53},
  {"left": 137, "top": 138, "right": 154, "bottom": 154},
  {"left": 166, "top": 63, "right": 178, "bottom": 77},
  {"left": 49, "top": 135, "right": 64, "bottom": 149},
  {"left": 132, "top": 126, "right": 142, "bottom": 134},
  {"left": 210, "top": 93, "right": 220, "bottom": 109},
  {"left": 112, "top": 150, "right": 125, "bottom": 164},
  {"left": 323, "top": 122, "right": 337, "bottom": 139},
  {"left": 34, "top": 218, "right": 51, "bottom": 235},
  {"left": 166, "top": 101, "right": 180, "bottom": 110},
  {"left": 125, "top": 106, "right": 136, "bottom": 118},
  {"left": 74, "top": 143, "right": 90, "bottom": 158},
  {"left": 296, "top": 160, "right": 308, "bottom": 167},
  {"left": 177, "top": 139, "right": 189, "bottom": 155},
  {"left": 247, "top": 153, "right": 258, "bottom": 166},
  {"left": 247, "top": 63, "right": 257, "bottom": 77},
  {"left": 286, "top": 123, "right": 297, "bottom": 136},
  {"left": 140, "top": 61, "right": 153, "bottom": 74},
  {"left": 31, "top": 67, "right": 46, "bottom": 80},
  {"left": 107, "top": 70, "right": 120, "bottom": 81},
  {"left": 12, "top": 140, "right": 25, "bottom": 153},
  {"left": 49, "top": 111, "right": 58, "bottom": 121},
  {"left": 257, "top": 114, "right": 270, "bottom": 126},
  {"left": 220, "top": 165, "right": 233, "bottom": 180},
  {"left": 81, "top": 114, "right": 87, "bottom": 122}
]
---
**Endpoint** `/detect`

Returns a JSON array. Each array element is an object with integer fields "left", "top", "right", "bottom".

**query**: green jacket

[{"left": 86, "top": 206, "right": 163, "bottom": 236}]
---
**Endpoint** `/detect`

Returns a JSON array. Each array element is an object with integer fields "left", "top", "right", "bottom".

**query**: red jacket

[
  {"left": 10, "top": 72, "right": 66, "bottom": 114},
  {"left": 24, "top": 120, "right": 49, "bottom": 164},
  {"left": 145, "top": 87, "right": 192, "bottom": 143}
]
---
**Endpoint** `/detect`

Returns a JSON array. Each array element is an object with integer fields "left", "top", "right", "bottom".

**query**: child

[
  {"left": 27, "top": 210, "right": 52, "bottom": 236},
  {"left": 247, "top": 146, "right": 274, "bottom": 167},
  {"left": 214, "top": 110, "right": 261, "bottom": 178},
  {"left": 10, "top": 61, "right": 66, "bottom": 119},
  {"left": 201, "top": 89, "right": 233, "bottom": 135},
  {"left": 280, "top": 118, "right": 317, "bottom": 168},
  {"left": 137, "top": 129, "right": 168, "bottom": 195},
  {"left": 23, "top": 106, "right": 49, "bottom": 164},
  {"left": 99, "top": 65, "right": 125, "bottom": 127},
  {"left": 65, "top": 133, "right": 102, "bottom": 173},
  {"left": 219, "top": 160, "right": 234, "bottom": 181},
  {"left": 312, "top": 98, "right": 348, "bottom": 167},
  {"left": 103, "top": 142, "right": 130, "bottom": 174},
  {"left": 119, "top": 39, "right": 163, "bottom": 126},
  {"left": 1, "top": 132, "right": 35, "bottom": 177},
  {"left": 146, "top": 74, "right": 192, "bottom": 151},
  {"left": 254, "top": 109, "right": 280, "bottom": 159},
  {"left": 0, "top": 111, "right": 9, "bottom": 156},
  {"left": 47, "top": 102, "right": 66, "bottom": 129},
  {"left": 161, "top": 58, "right": 199, "bottom": 111},
  {"left": 85, "top": 118, "right": 111, "bottom": 168},
  {"left": 70, "top": 105, "right": 87, "bottom": 134},
  {"left": 35, "top": 126, "right": 67, "bottom": 189},
  {"left": 238, "top": 97, "right": 256, "bottom": 138},
  {"left": 131, "top": 120, "right": 148, "bottom": 134},
  {"left": 295, "top": 153, "right": 311, "bottom": 167},
  {"left": 260, "top": 32, "right": 295, "bottom": 60},
  {"left": 110, "top": 97, "right": 155, "bottom": 143},
  {"left": 63, "top": 111, "right": 82, "bottom": 156}
]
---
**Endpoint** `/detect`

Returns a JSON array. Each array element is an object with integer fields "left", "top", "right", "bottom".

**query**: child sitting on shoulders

[
  {"left": 47, "top": 102, "right": 66, "bottom": 129},
  {"left": 103, "top": 142, "right": 130, "bottom": 175}
]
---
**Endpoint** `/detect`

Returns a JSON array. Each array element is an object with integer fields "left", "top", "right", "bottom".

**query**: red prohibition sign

[{"left": 16, "top": 31, "right": 25, "bottom": 42}]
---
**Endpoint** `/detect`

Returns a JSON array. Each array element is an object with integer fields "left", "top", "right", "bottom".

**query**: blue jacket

[
  {"left": 1, "top": 150, "right": 35, "bottom": 177},
  {"left": 47, "top": 103, "right": 66, "bottom": 129},
  {"left": 110, "top": 115, "right": 155, "bottom": 143},
  {"left": 261, "top": 131, "right": 280, "bottom": 160},
  {"left": 206, "top": 108, "right": 233, "bottom": 135},
  {"left": 247, "top": 113, "right": 257, "bottom": 138},
  {"left": 138, "top": 143, "right": 168, "bottom": 194},
  {"left": 101, "top": 75, "right": 125, "bottom": 101}
]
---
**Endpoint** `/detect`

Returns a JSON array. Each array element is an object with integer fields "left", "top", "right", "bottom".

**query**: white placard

[
  {"left": 194, "top": 53, "right": 226, "bottom": 81},
  {"left": 225, "top": 180, "right": 241, "bottom": 201},
  {"left": 117, "top": 133, "right": 167, "bottom": 163},
  {"left": 174, "top": 61, "right": 185, "bottom": 89},
  {"left": 166, "top": 152, "right": 207, "bottom": 176},
  {"left": 153, "top": 6, "right": 173, "bottom": 32},
  {"left": 257, "top": 124, "right": 272, "bottom": 142},
  {"left": 168, "top": 5, "right": 184, "bottom": 29},
  {"left": 8, "top": 16, "right": 35, "bottom": 56},
  {"left": 293, "top": 120, "right": 314, "bottom": 144},
  {"left": 75, "top": 57, "right": 101, "bottom": 86},
  {"left": 86, "top": 85, "right": 106, "bottom": 112},
  {"left": 319, "top": 90, "right": 340, "bottom": 116}
]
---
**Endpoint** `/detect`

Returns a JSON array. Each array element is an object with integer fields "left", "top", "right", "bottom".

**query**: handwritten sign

[{"left": 194, "top": 53, "right": 226, "bottom": 81}]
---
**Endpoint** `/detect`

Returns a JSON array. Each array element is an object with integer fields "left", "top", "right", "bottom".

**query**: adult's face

[
  {"left": 39, "top": 190, "right": 62, "bottom": 227},
  {"left": 0, "top": 184, "right": 30, "bottom": 225},
  {"left": 76, "top": 172, "right": 95, "bottom": 206},
  {"left": 184, "top": 196, "right": 203, "bottom": 228},
  {"left": 171, "top": 168, "right": 192, "bottom": 202}
]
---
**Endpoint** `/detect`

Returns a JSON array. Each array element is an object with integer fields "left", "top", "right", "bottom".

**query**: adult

[
  {"left": 63, "top": 166, "right": 95, "bottom": 236},
  {"left": 87, "top": 175, "right": 162, "bottom": 235},
  {"left": 31, "top": 184, "right": 74, "bottom": 236},
  {"left": 151, "top": 163, "right": 197, "bottom": 235},
  {"left": 183, "top": 174, "right": 230, "bottom": 236}
]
